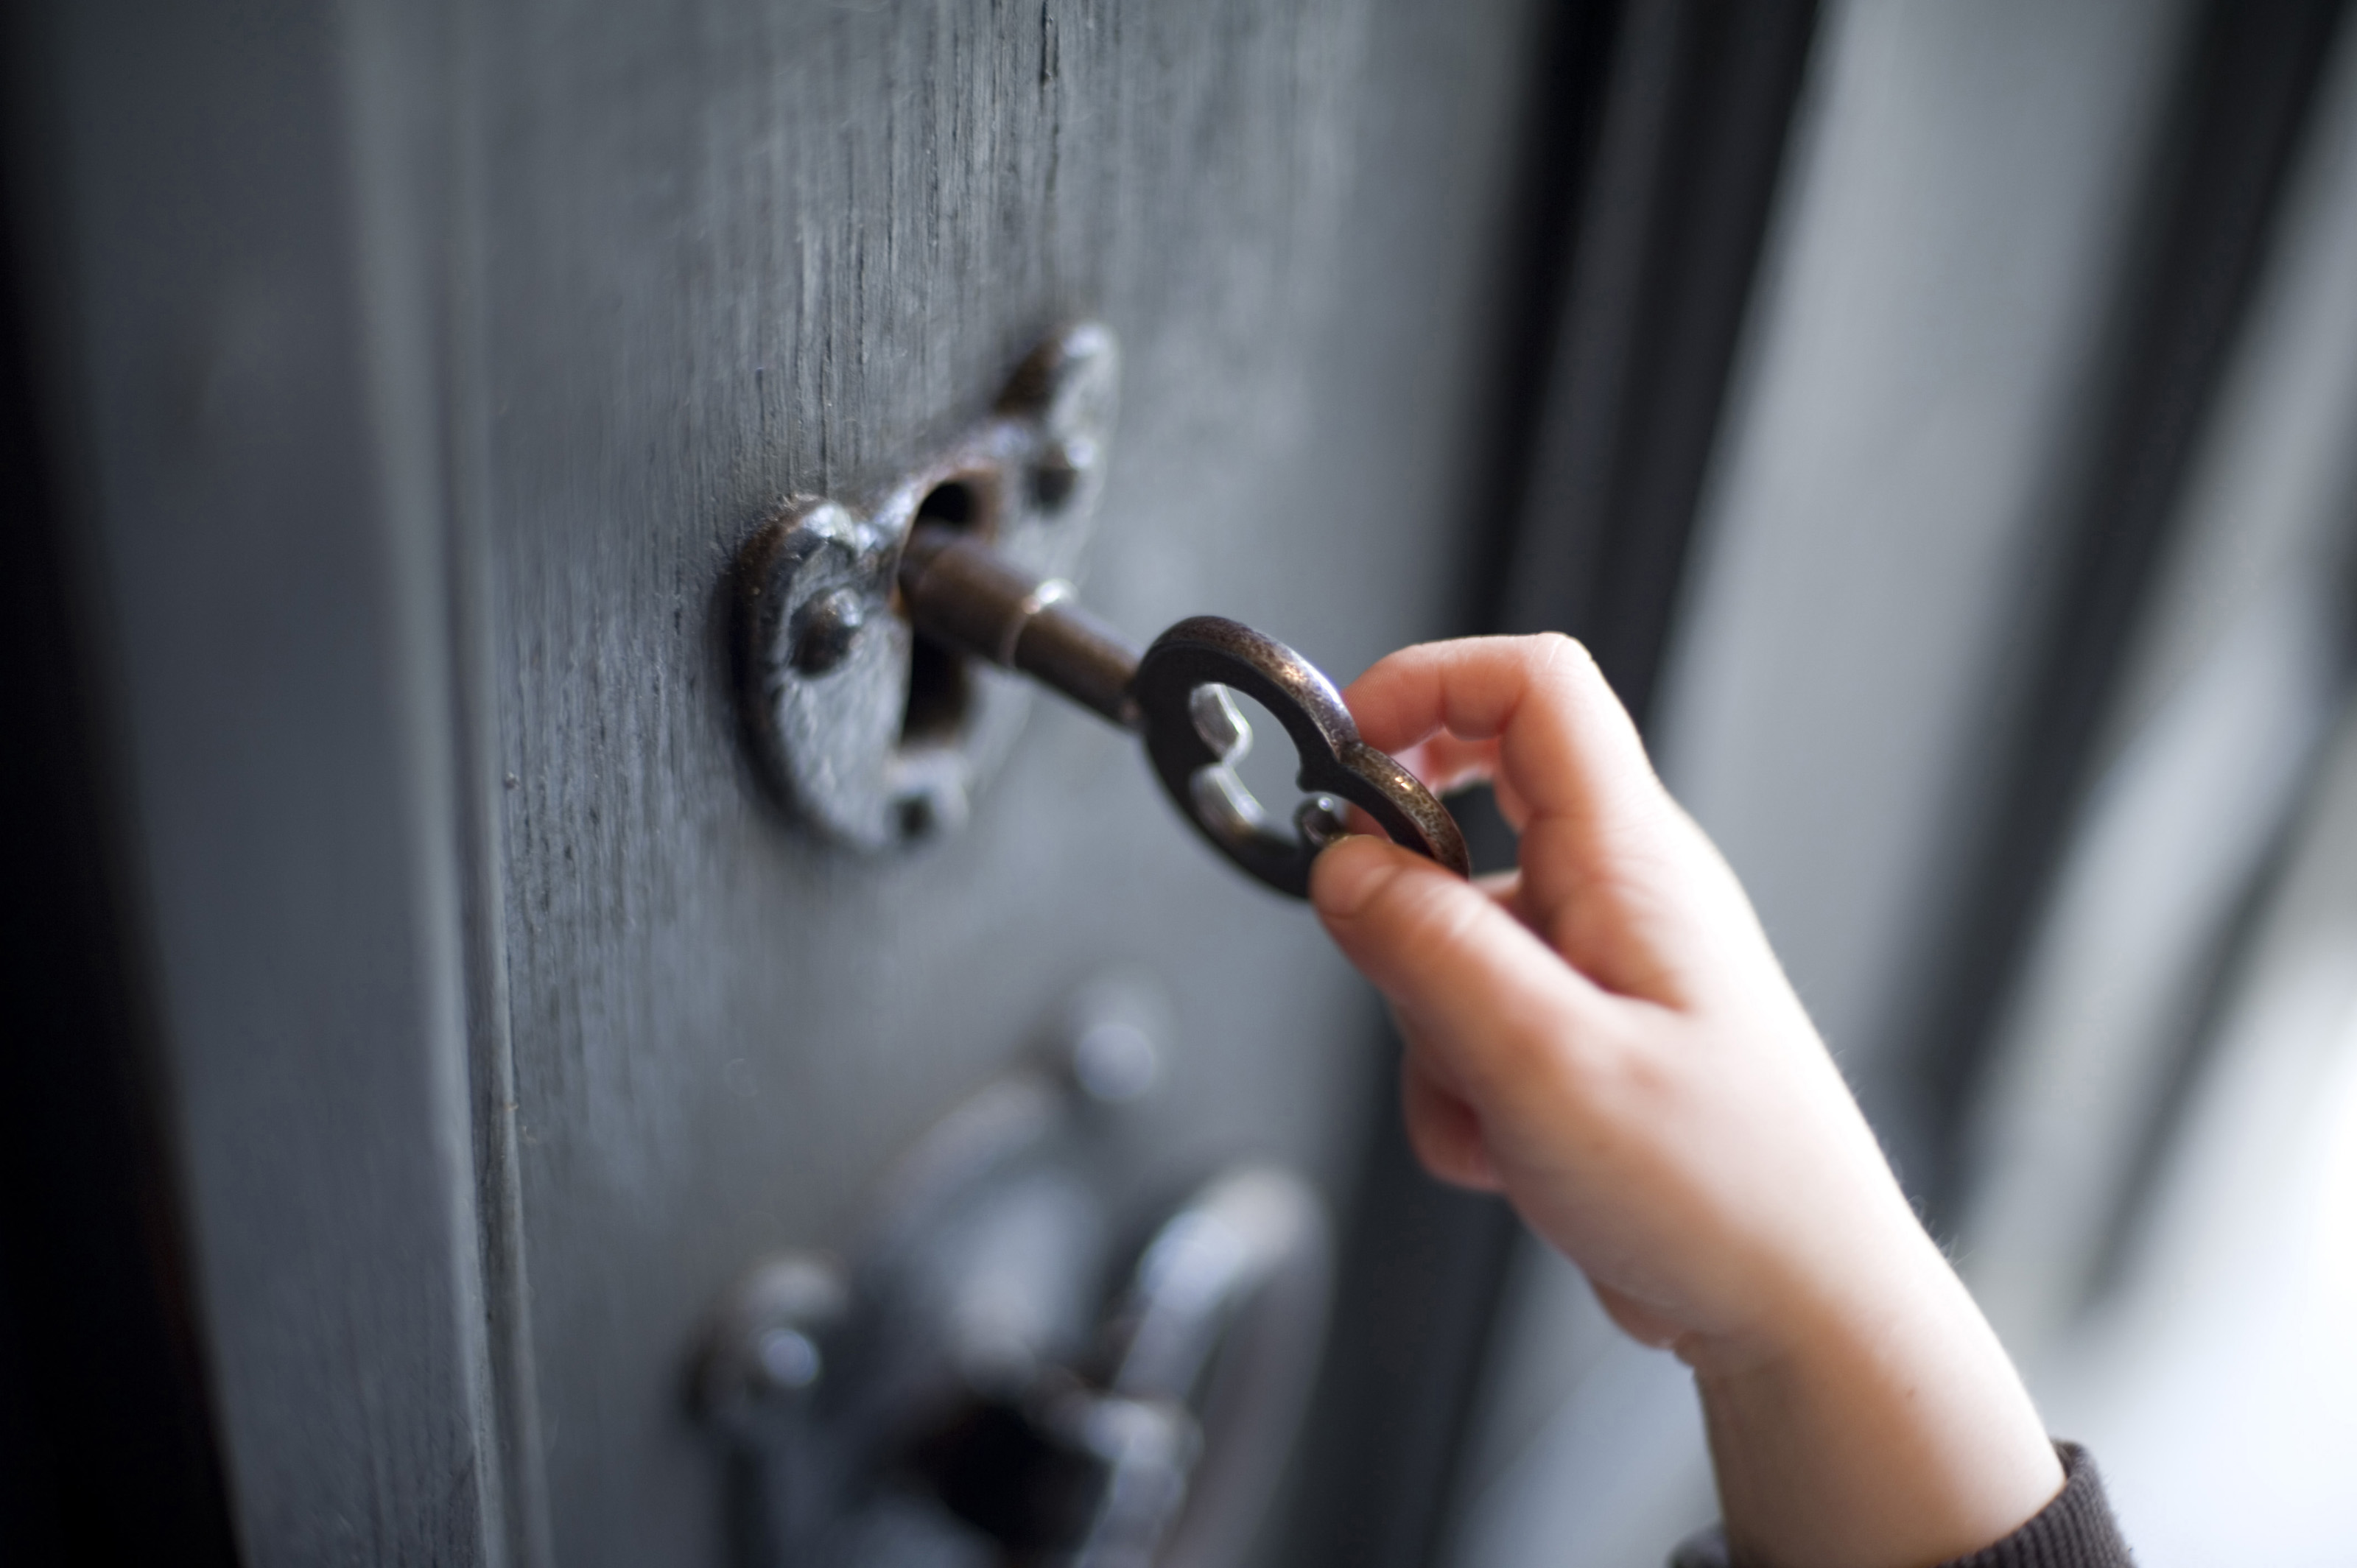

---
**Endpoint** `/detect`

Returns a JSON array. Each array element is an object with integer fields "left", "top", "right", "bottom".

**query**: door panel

[
  {"left": 466, "top": 4, "right": 1539, "bottom": 1562},
  {"left": 5, "top": 1, "right": 1577, "bottom": 1561}
]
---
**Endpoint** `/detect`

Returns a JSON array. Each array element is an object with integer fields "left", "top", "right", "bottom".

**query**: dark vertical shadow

[
  {"left": 1283, "top": 4, "right": 1819, "bottom": 1564},
  {"left": 1492, "top": 0, "right": 1821, "bottom": 726},
  {"left": 0, "top": 10, "right": 240, "bottom": 1556},
  {"left": 1901, "top": 0, "right": 2355, "bottom": 1228}
]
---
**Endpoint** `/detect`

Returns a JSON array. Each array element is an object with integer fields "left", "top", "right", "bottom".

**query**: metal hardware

[
  {"left": 734, "top": 322, "right": 1470, "bottom": 895},
  {"left": 896, "top": 522, "right": 1469, "bottom": 897},
  {"left": 736, "top": 323, "right": 1120, "bottom": 848},
  {"left": 697, "top": 983, "right": 1331, "bottom": 1568},
  {"left": 897, "top": 523, "right": 1142, "bottom": 728},
  {"left": 1128, "top": 617, "right": 1472, "bottom": 896}
]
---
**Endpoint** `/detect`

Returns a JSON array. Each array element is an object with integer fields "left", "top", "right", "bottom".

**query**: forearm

[
  {"left": 1694, "top": 1231, "right": 2062, "bottom": 1568},
  {"left": 1310, "top": 636, "right": 2073, "bottom": 1567}
]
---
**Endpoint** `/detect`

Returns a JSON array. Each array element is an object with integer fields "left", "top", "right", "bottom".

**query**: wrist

[{"left": 1690, "top": 1232, "right": 2062, "bottom": 1568}]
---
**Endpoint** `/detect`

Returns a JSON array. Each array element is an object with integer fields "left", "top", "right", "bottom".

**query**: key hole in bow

[
  {"left": 1189, "top": 685, "right": 1348, "bottom": 849},
  {"left": 900, "top": 480, "right": 983, "bottom": 747}
]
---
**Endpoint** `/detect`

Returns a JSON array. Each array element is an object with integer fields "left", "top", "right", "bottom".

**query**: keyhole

[
  {"left": 1218, "top": 689, "right": 1300, "bottom": 818},
  {"left": 901, "top": 481, "right": 980, "bottom": 745},
  {"left": 1189, "top": 685, "right": 1346, "bottom": 850}
]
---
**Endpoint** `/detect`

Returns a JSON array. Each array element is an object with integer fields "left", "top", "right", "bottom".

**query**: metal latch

[
  {"left": 734, "top": 324, "right": 1469, "bottom": 897},
  {"left": 697, "top": 981, "right": 1332, "bottom": 1567}
]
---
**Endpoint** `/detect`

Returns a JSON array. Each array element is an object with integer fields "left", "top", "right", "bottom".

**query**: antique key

[
  {"left": 734, "top": 321, "right": 1471, "bottom": 893},
  {"left": 896, "top": 523, "right": 1470, "bottom": 897}
]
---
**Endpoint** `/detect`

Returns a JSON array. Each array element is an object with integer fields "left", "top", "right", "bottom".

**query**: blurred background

[{"left": 4, "top": 1, "right": 2353, "bottom": 1566}]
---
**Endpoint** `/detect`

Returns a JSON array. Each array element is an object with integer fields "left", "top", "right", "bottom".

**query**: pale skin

[{"left": 1308, "top": 634, "right": 2064, "bottom": 1568}]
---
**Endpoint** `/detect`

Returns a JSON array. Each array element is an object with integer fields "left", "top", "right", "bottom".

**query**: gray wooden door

[
  {"left": 471, "top": 5, "right": 1536, "bottom": 1564},
  {"left": 6, "top": 2, "right": 1553, "bottom": 1564}
]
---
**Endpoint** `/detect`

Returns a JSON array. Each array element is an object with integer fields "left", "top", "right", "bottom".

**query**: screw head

[
  {"left": 1061, "top": 974, "right": 1173, "bottom": 1105},
  {"left": 1030, "top": 438, "right": 1093, "bottom": 513},
  {"left": 791, "top": 588, "right": 868, "bottom": 675},
  {"left": 753, "top": 1325, "right": 824, "bottom": 1393},
  {"left": 1072, "top": 1018, "right": 1160, "bottom": 1103}
]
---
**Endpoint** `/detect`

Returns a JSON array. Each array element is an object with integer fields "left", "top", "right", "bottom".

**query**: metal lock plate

[
  {"left": 735, "top": 324, "right": 1119, "bottom": 847},
  {"left": 697, "top": 979, "right": 1332, "bottom": 1568}
]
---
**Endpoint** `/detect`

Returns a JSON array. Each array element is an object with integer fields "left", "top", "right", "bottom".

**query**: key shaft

[
  {"left": 896, "top": 521, "right": 1469, "bottom": 896},
  {"left": 899, "top": 524, "right": 1143, "bottom": 728}
]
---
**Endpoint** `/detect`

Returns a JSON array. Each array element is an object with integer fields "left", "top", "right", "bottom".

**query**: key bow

[{"left": 1131, "top": 617, "right": 1471, "bottom": 898}]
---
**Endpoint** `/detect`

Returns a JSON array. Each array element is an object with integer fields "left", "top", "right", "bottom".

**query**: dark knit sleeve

[
  {"left": 1666, "top": 1443, "right": 2132, "bottom": 1568},
  {"left": 1941, "top": 1446, "right": 2131, "bottom": 1568}
]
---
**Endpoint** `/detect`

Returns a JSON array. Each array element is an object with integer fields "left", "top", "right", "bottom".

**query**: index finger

[{"left": 1343, "top": 634, "right": 1667, "bottom": 837}]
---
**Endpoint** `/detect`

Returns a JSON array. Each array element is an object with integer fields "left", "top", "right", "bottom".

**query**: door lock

[
  {"left": 697, "top": 988, "right": 1332, "bottom": 1567},
  {"left": 734, "top": 324, "right": 1469, "bottom": 896},
  {"left": 735, "top": 324, "right": 1121, "bottom": 851}
]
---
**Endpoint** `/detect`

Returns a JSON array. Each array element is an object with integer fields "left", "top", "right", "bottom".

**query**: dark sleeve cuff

[{"left": 1667, "top": 1442, "right": 2132, "bottom": 1568}]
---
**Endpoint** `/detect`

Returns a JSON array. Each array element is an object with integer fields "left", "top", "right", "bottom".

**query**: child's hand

[{"left": 1311, "top": 636, "right": 2062, "bottom": 1568}]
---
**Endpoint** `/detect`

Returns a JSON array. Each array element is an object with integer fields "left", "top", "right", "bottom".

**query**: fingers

[
  {"left": 1343, "top": 634, "right": 1663, "bottom": 828},
  {"left": 1311, "top": 834, "right": 1609, "bottom": 1099},
  {"left": 1395, "top": 731, "right": 1501, "bottom": 795},
  {"left": 1344, "top": 636, "right": 1729, "bottom": 996},
  {"left": 1473, "top": 867, "right": 1522, "bottom": 906},
  {"left": 1591, "top": 1279, "right": 1687, "bottom": 1351},
  {"left": 1344, "top": 636, "right": 1675, "bottom": 898},
  {"left": 1400, "top": 1047, "right": 1500, "bottom": 1190},
  {"left": 1394, "top": 732, "right": 1535, "bottom": 834}
]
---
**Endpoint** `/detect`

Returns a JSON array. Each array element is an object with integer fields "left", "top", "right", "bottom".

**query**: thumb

[{"left": 1310, "top": 835, "right": 1606, "bottom": 1097}]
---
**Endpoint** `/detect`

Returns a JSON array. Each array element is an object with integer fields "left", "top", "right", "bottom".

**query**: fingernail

[{"left": 1311, "top": 835, "right": 1403, "bottom": 918}]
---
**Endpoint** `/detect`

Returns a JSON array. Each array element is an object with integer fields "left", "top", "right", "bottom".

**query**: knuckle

[
  {"left": 1525, "top": 630, "right": 1596, "bottom": 678},
  {"left": 1382, "top": 868, "right": 1487, "bottom": 960},
  {"left": 1581, "top": 1022, "right": 1688, "bottom": 1117}
]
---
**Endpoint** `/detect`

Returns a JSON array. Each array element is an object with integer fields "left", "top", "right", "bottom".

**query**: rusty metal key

[{"left": 897, "top": 523, "right": 1471, "bottom": 898}]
